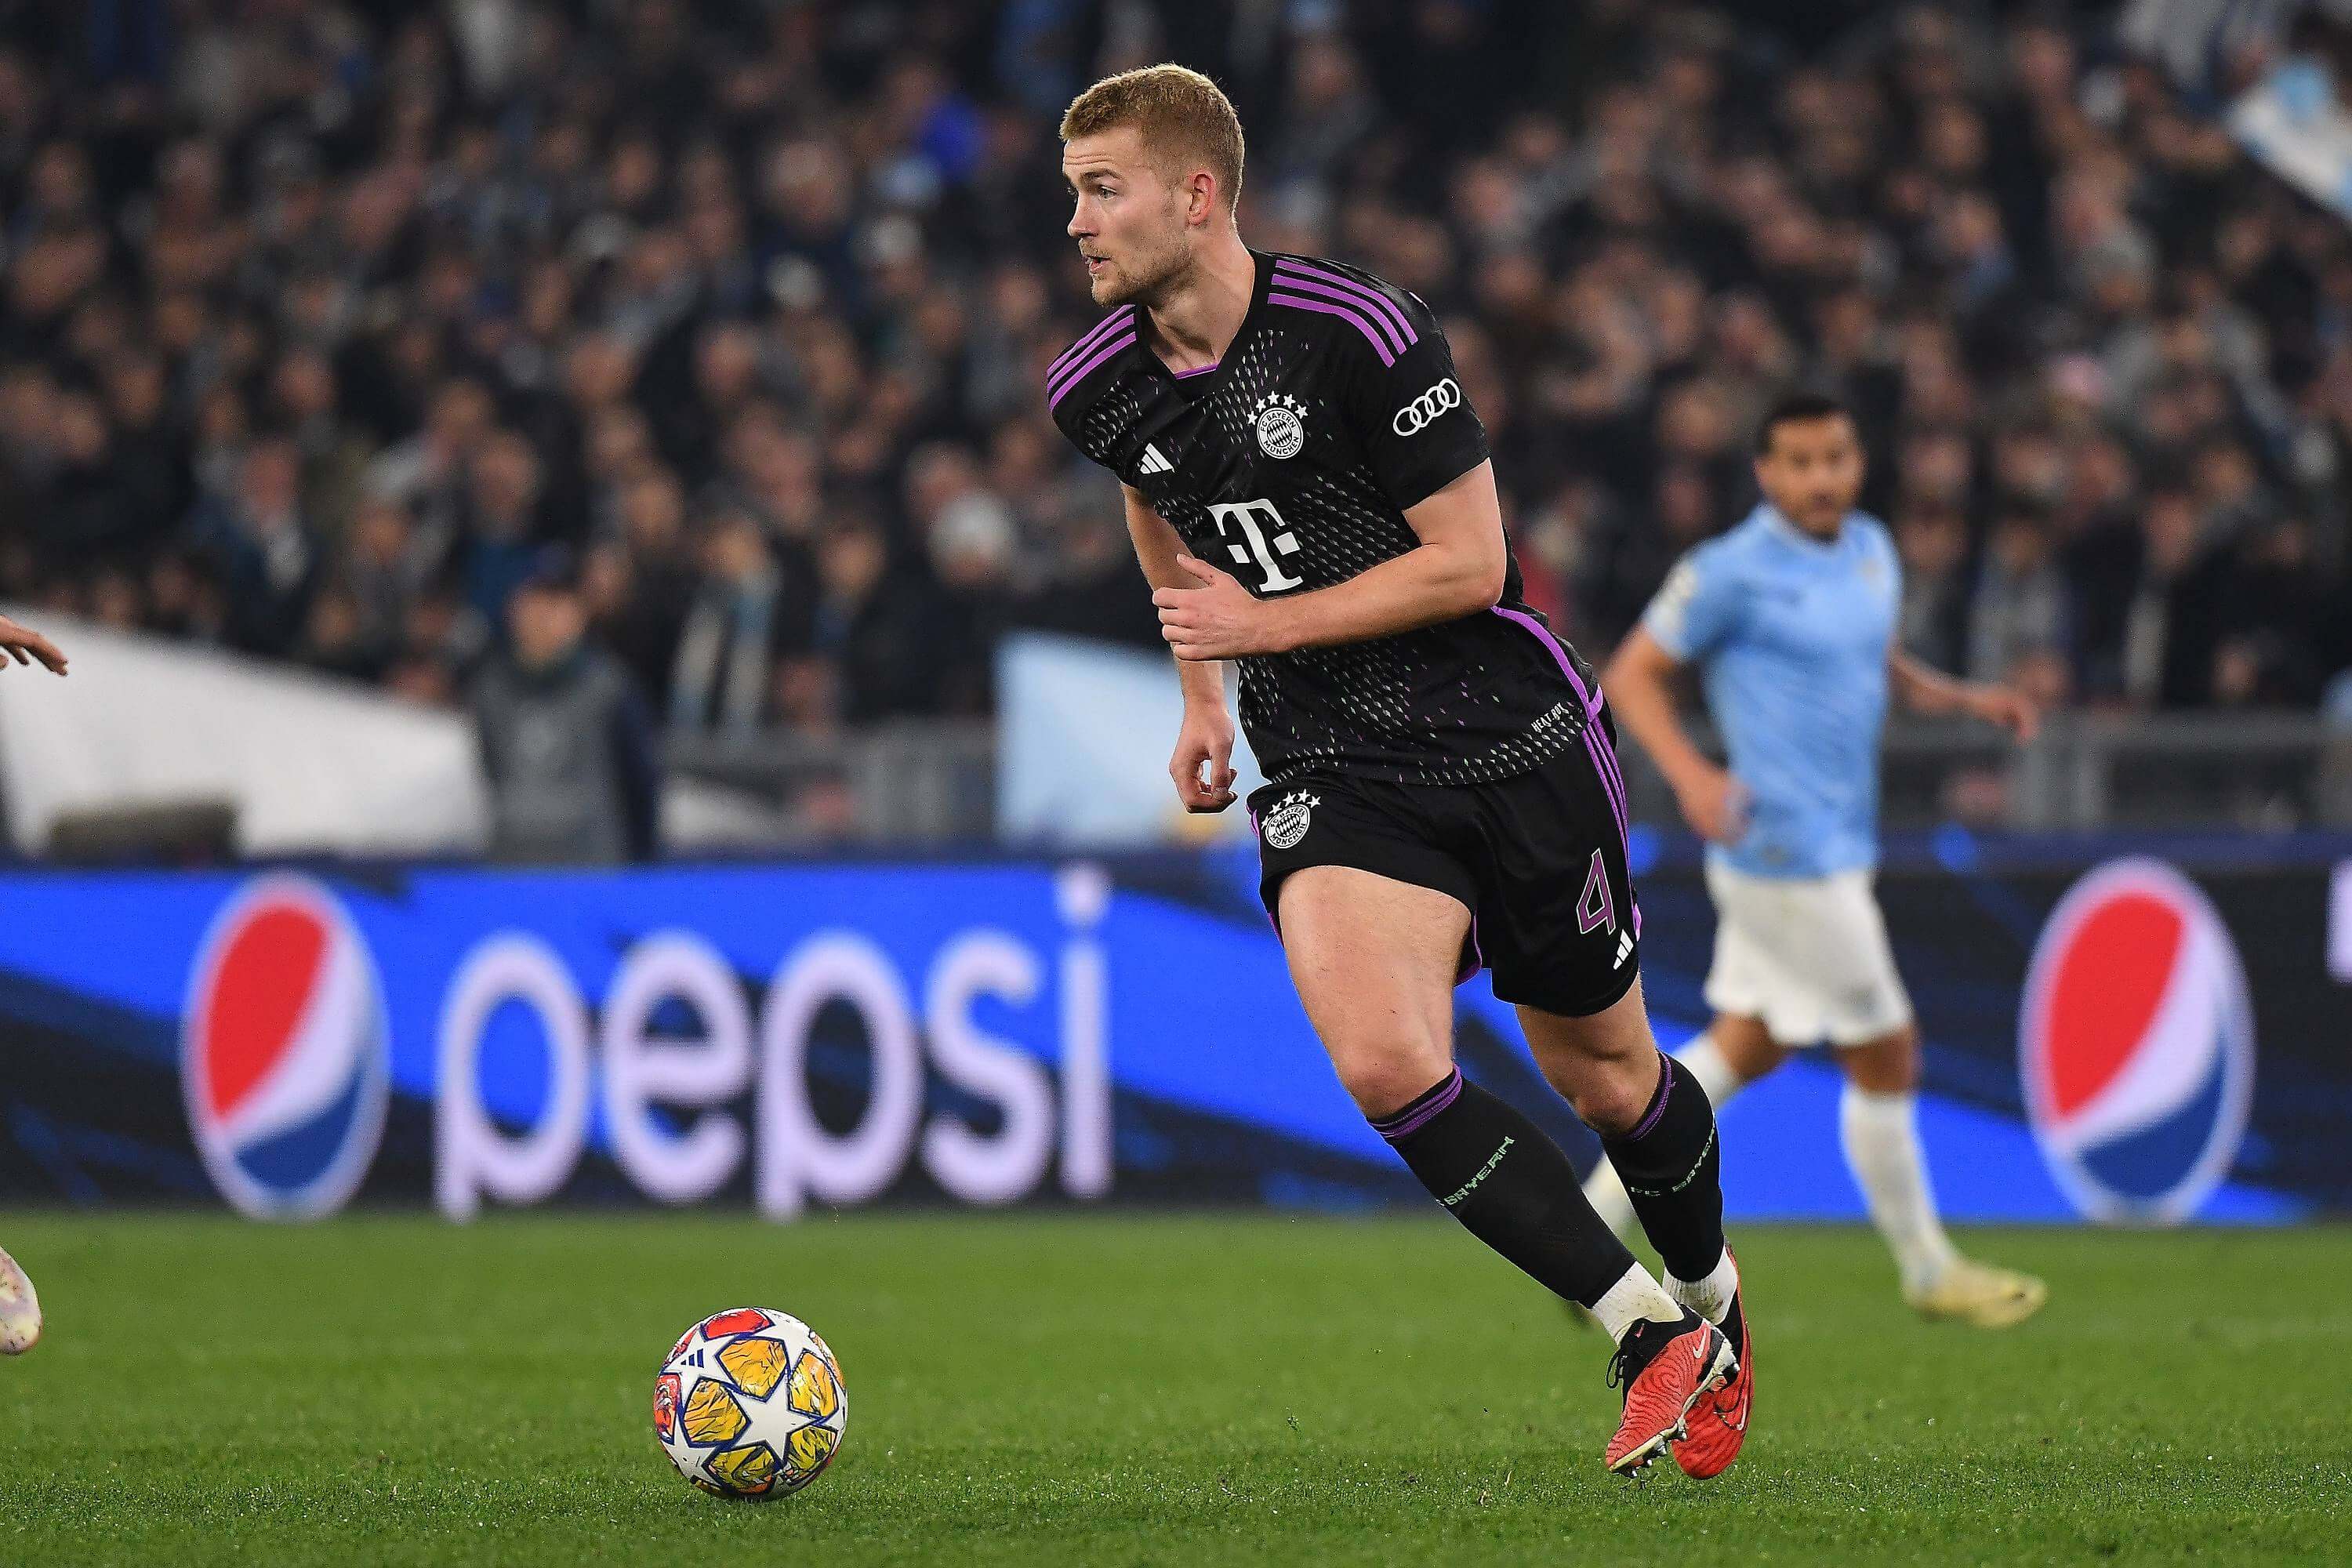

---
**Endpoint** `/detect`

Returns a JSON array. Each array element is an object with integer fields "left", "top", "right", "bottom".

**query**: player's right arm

[
  {"left": 1123, "top": 482, "right": 1238, "bottom": 813},
  {"left": 1602, "top": 629, "right": 1740, "bottom": 845},
  {"left": 1604, "top": 552, "right": 1745, "bottom": 845}
]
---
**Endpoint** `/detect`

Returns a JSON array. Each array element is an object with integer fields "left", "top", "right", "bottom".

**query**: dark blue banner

[{"left": 0, "top": 836, "right": 2341, "bottom": 1222}]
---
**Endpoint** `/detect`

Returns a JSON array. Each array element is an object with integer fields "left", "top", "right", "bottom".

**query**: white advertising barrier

[
  {"left": 0, "top": 608, "right": 489, "bottom": 857},
  {"left": 996, "top": 633, "right": 1268, "bottom": 846}
]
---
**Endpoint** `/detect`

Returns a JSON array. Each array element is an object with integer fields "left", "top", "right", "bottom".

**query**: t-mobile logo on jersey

[{"left": 1207, "top": 499, "right": 1305, "bottom": 593}]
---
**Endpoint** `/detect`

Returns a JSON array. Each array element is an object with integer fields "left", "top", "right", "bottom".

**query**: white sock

[
  {"left": 1581, "top": 1152, "right": 1639, "bottom": 1239},
  {"left": 1839, "top": 1084, "right": 1961, "bottom": 1294},
  {"left": 1674, "top": 1032, "right": 1744, "bottom": 1106},
  {"left": 1666, "top": 1246, "right": 1740, "bottom": 1325},
  {"left": 1590, "top": 1261, "right": 1686, "bottom": 1342},
  {"left": 1581, "top": 1032, "right": 1745, "bottom": 1240}
]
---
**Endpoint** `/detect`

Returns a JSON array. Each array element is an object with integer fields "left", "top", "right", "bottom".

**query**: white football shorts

[{"left": 1701, "top": 860, "right": 1915, "bottom": 1047}]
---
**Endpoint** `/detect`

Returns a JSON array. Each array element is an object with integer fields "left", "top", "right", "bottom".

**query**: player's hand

[
  {"left": 1673, "top": 764, "right": 1748, "bottom": 846},
  {"left": 1170, "top": 702, "right": 1239, "bottom": 813},
  {"left": 1964, "top": 683, "right": 2040, "bottom": 742},
  {"left": 1155, "top": 555, "right": 1282, "bottom": 660},
  {"left": 0, "top": 615, "right": 67, "bottom": 675}
]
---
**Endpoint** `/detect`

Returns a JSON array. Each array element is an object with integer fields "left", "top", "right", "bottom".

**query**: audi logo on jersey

[{"left": 1392, "top": 378, "right": 1461, "bottom": 436}]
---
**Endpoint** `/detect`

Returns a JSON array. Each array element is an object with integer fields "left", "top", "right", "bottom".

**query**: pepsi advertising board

[{"left": 0, "top": 838, "right": 2343, "bottom": 1223}]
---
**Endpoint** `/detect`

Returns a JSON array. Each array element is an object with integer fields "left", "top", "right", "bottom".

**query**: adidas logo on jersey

[{"left": 1138, "top": 443, "right": 1174, "bottom": 475}]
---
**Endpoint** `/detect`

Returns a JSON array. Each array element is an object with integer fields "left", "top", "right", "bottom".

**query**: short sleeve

[
  {"left": 1872, "top": 521, "right": 1904, "bottom": 609},
  {"left": 1642, "top": 546, "right": 1742, "bottom": 662},
  {"left": 1339, "top": 293, "right": 1490, "bottom": 511}
]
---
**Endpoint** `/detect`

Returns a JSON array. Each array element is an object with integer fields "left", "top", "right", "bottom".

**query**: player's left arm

[
  {"left": 1889, "top": 647, "right": 2041, "bottom": 740},
  {"left": 1156, "top": 294, "right": 1501, "bottom": 659},
  {"left": 1155, "top": 461, "right": 1504, "bottom": 659}
]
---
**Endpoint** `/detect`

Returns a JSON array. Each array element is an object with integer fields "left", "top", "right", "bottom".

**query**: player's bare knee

[
  {"left": 1529, "top": 1041, "right": 1658, "bottom": 1135},
  {"left": 1714, "top": 1016, "right": 1787, "bottom": 1083},
  {"left": 1329, "top": 1039, "right": 1454, "bottom": 1120},
  {"left": 1839, "top": 1025, "right": 1920, "bottom": 1093},
  {"left": 1566, "top": 1054, "right": 1659, "bottom": 1138}
]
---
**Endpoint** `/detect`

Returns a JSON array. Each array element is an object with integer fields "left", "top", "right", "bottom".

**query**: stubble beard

[{"left": 1094, "top": 227, "right": 1193, "bottom": 311}]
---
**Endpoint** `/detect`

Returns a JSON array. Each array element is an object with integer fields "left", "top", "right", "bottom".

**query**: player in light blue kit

[{"left": 1587, "top": 394, "right": 2049, "bottom": 1328}]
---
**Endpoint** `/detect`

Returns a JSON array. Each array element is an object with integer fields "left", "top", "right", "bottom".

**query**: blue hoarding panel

[{"left": 0, "top": 840, "right": 2337, "bottom": 1222}]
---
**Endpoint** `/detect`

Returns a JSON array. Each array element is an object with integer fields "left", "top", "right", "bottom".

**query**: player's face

[
  {"left": 1062, "top": 128, "right": 1192, "bottom": 307},
  {"left": 1755, "top": 415, "right": 1865, "bottom": 535}
]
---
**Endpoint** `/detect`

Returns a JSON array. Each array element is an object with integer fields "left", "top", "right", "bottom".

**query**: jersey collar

[
  {"left": 1757, "top": 502, "right": 1849, "bottom": 552},
  {"left": 1144, "top": 248, "right": 1274, "bottom": 394}
]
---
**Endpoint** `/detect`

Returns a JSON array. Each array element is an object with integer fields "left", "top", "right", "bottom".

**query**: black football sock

[
  {"left": 1600, "top": 1052, "right": 1726, "bottom": 1284},
  {"left": 1372, "top": 1067, "right": 1639, "bottom": 1308}
]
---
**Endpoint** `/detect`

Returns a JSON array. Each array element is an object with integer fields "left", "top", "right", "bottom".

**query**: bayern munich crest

[
  {"left": 2019, "top": 858, "right": 2255, "bottom": 1225},
  {"left": 1261, "top": 790, "right": 1318, "bottom": 851},
  {"left": 182, "top": 873, "right": 390, "bottom": 1220},
  {"left": 1253, "top": 392, "right": 1307, "bottom": 459}
]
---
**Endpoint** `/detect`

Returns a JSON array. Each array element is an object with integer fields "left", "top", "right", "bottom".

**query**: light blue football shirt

[{"left": 1640, "top": 503, "right": 1900, "bottom": 879}]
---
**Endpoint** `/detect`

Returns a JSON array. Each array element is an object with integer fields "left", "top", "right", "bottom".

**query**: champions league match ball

[{"left": 655, "top": 1308, "right": 848, "bottom": 1500}]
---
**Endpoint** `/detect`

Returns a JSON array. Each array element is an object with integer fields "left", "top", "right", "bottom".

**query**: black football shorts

[{"left": 1247, "top": 717, "right": 1641, "bottom": 1018}]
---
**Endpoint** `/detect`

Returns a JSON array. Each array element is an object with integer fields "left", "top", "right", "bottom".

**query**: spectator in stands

[
  {"left": 456, "top": 430, "right": 548, "bottom": 626},
  {"left": 2075, "top": 486, "right": 2230, "bottom": 710},
  {"left": 810, "top": 517, "right": 946, "bottom": 726},
  {"left": 1896, "top": 502, "right": 1971, "bottom": 676},
  {"left": 667, "top": 506, "right": 815, "bottom": 738},
  {"left": 187, "top": 436, "right": 315, "bottom": 659},
  {"left": 470, "top": 550, "right": 659, "bottom": 866},
  {"left": 1967, "top": 498, "right": 2075, "bottom": 708},
  {"left": 2, "top": 0, "right": 2350, "bottom": 789}
]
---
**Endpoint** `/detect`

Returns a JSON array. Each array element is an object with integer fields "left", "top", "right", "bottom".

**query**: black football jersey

[{"left": 1048, "top": 248, "right": 1593, "bottom": 786}]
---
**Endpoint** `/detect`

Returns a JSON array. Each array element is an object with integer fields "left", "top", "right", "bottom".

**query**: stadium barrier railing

[{"left": 662, "top": 713, "right": 2352, "bottom": 847}]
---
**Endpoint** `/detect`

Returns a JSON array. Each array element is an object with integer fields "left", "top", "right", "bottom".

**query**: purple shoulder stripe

[
  {"left": 1047, "top": 306, "right": 1135, "bottom": 381},
  {"left": 1268, "top": 270, "right": 1410, "bottom": 354},
  {"left": 1273, "top": 260, "right": 1417, "bottom": 347},
  {"left": 1047, "top": 329, "right": 1138, "bottom": 411},
  {"left": 1268, "top": 291, "right": 1396, "bottom": 366}
]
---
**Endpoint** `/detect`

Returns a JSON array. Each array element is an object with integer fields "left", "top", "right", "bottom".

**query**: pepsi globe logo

[
  {"left": 183, "top": 875, "right": 390, "bottom": 1219},
  {"left": 2020, "top": 858, "right": 2255, "bottom": 1225}
]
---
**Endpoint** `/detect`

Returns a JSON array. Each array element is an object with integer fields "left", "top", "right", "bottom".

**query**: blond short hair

[{"left": 1059, "top": 64, "right": 1245, "bottom": 215}]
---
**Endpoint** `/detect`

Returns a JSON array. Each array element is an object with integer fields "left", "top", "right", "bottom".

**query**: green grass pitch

[{"left": 2, "top": 1213, "right": 2344, "bottom": 1566}]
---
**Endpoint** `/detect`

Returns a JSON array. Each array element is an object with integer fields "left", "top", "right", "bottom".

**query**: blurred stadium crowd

[{"left": 5, "top": 0, "right": 2352, "bottom": 738}]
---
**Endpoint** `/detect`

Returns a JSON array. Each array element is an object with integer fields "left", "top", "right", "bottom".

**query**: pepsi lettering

[{"left": 433, "top": 868, "right": 1115, "bottom": 1220}]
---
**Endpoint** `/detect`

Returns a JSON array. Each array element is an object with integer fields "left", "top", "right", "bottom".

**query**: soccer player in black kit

[{"left": 1049, "top": 66, "right": 1752, "bottom": 1479}]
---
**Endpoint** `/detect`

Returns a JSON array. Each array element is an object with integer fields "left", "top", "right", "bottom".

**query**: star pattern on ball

[{"left": 656, "top": 1309, "right": 848, "bottom": 1501}]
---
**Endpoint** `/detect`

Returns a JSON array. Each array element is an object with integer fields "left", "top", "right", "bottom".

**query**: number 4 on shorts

[{"left": 1577, "top": 849, "right": 1617, "bottom": 936}]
